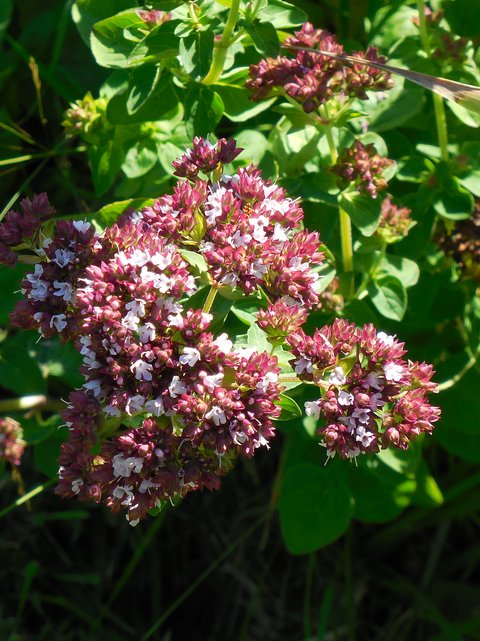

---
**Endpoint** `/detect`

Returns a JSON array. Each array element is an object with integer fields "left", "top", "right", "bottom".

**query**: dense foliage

[{"left": 1, "top": 1, "right": 480, "bottom": 639}]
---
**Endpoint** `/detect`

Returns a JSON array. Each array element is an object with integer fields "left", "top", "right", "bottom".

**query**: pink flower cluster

[
  {"left": 0, "top": 417, "right": 25, "bottom": 467},
  {"left": 257, "top": 299, "right": 308, "bottom": 341},
  {"left": 0, "top": 193, "right": 54, "bottom": 266},
  {"left": 377, "top": 198, "right": 413, "bottom": 243},
  {"left": 11, "top": 220, "right": 102, "bottom": 339},
  {"left": 287, "top": 319, "right": 440, "bottom": 460},
  {"left": 172, "top": 137, "right": 242, "bottom": 180},
  {"left": 54, "top": 228, "right": 282, "bottom": 523},
  {"left": 332, "top": 141, "right": 394, "bottom": 199},
  {"left": 7, "top": 138, "right": 330, "bottom": 524},
  {"left": 135, "top": 146, "right": 324, "bottom": 305},
  {"left": 247, "top": 23, "right": 393, "bottom": 113}
]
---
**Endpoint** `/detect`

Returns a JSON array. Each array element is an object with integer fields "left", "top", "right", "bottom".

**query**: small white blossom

[
  {"left": 53, "top": 280, "right": 73, "bottom": 302},
  {"left": 205, "top": 405, "right": 227, "bottom": 426},
  {"left": 179, "top": 347, "right": 201, "bottom": 367},
  {"left": 384, "top": 362, "right": 404, "bottom": 382},
  {"left": 72, "top": 220, "right": 91, "bottom": 233},
  {"left": 305, "top": 400, "right": 321, "bottom": 420},
  {"left": 355, "top": 425, "right": 375, "bottom": 447},
  {"left": 329, "top": 366, "right": 346, "bottom": 386},
  {"left": 144, "top": 397, "right": 164, "bottom": 417},
  {"left": 125, "top": 395, "right": 145, "bottom": 415},
  {"left": 71, "top": 478, "right": 84, "bottom": 494},
  {"left": 213, "top": 333, "right": 233, "bottom": 354},
  {"left": 131, "top": 359, "right": 153, "bottom": 381},
  {"left": 256, "top": 371, "right": 278, "bottom": 392},
  {"left": 53, "top": 248, "right": 75, "bottom": 267},
  {"left": 83, "top": 378, "right": 103, "bottom": 397},
  {"left": 169, "top": 375, "right": 187, "bottom": 398},
  {"left": 338, "top": 391, "right": 354, "bottom": 406},
  {"left": 112, "top": 454, "right": 143, "bottom": 478},
  {"left": 228, "top": 230, "right": 252, "bottom": 248},
  {"left": 125, "top": 299, "right": 146, "bottom": 317},
  {"left": 104, "top": 404, "right": 122, "bottom": 417},
  {"left": 203, "top": 372, "right": 224, "bottom": 392},
  {"left": 352, "top": 408, "right": 371, "bottom": 424},
  {"left": 50, "top": 314, "right": 67, "bottom": 332},
  {"left": 365, "top": 372, "right": 383, "bottom": 391},
  {"left": 205, "top": 186, "right": 227, "bottom": 225},
  {"left": 138, "top": 323, "right": 156, "bottom": 344},
  {"left": 295, "top": 357, "right": 313, "bottom": 375},
  {"left": 272, "top": 223, "right": 289, "bottom": 242},
  {"left": 377, "top": 331, "right": 396, "bottom": 347}
]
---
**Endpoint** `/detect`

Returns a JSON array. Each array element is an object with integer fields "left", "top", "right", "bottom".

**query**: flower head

[
  {"left": 247, "top": 23, "right": 393, "bottom": 113},
  {"left": 0, "top": 418, "right": 25, "bottom": 467},
  {"left": 287, "top": 319, "right": 440, "bottom": 460}
]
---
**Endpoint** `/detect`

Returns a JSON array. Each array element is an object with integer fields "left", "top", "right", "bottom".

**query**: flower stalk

[
  {"left": 202, "top": 0, "right": 241, "bottom": 85},
  {"left": 416, "top": 0, "right": 449, "bottom": 163}
]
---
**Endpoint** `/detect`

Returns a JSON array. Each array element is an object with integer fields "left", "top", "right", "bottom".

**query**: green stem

[
  {"left": 0, "top": 395, "right": 47, "bottom": 412},
  {"left": 437, "top": 347, "right": 480, "bottom": 391},
  {"left": 277, "top": 374, "right": 302, "bottom": 384},
  {"left": 202, "top": 285, "right": 218, "bottom": 314},
  {"left": 0, "top": 479, "right": 55, "bottom": 520},
  {"left": 416, "top": 0, "right": 449, "bottom": 162},
  {"left": 323, "top": 120, "right": 355, "bottom": 298},
  {"left": 188, "top": 1, "right": 199, "bottom": 26},
  {"left": 202, "top": 0, "right": 241, "bottom": 85}
]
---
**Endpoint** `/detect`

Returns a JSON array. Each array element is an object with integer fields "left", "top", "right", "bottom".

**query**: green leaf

[
  {"left": 348, "top": 457, "right": 416, "bottom": 523},
  {"left": 279, "top": 463, "right": 354, "bottom": 554},
  {"left": 178, "top": 249, "right": 208, "bottom": 273},
  {"left": 126, "top": 65, "right": 162, "bottom": 114},
  {"left": 0, "top": 0, "right": 12, "bottom": 44},
  {"left": 72, "top": 0, "right": 133, "bottom": 46},
  {"left": 88, "top": 138, "right": 126, "bottom": 196},
  {"left": 213, "top": 82, "right": 275, "bottom": 122},
  {"left": 184, "top": 83, "right": 224, "bottom": 137},
  {"left": 246, "top": 322, "right": 269, "bottom": 353},
  {"left": 447, "top": 100, "right": 480, "bottom": 128},
  {"left": 90, "top": 10, "right": 146, "bottom": 69},
  {"left": 276, "top": 394, "right": 302, "bottom": 421},
  {"left": 231, "top": 306, "right": 257, "bottom": 326},
  {"left": 107, "top": 74, "right": 182, "bottom": 124},
  {"left": 244, "top": 19, "right": 279, "bottom": 56},
  {"left": 433, "top": 182, "right": 474, "bottom": 221},
  {"left": 368, "top": 274, "right": 407, "bottom": 321},
  {"left": 0, "top": 338, "right": 46, "bottom": 395},
  {"left": 410, "top": 461, "right": 443, "bottom": 508},
  {"left": 257, "top": 0, "right": 307, "bottom": 28},
  {"left": 128, "top": 20, "right": 180, "bottom": 66},
  {"left": 34, "top": 425, "right": 68, "bottom": 478},
  {"left": 92, "top": 198, "right": 153, "bottom": 228},
  {"left": 0, "top": 263, "right": 28, "bottom": 325},
  {"left": 179, "top": 30, "right": 214, "bottom": 81},
  {"left": 376, "top": 254, "right": 420, "bottom": 288},
  {"left": 339, "top": 191, "right": 382, "bottom": 236},
  {"left": 121, "top": 139, "right": 158, "bottom": 178}
]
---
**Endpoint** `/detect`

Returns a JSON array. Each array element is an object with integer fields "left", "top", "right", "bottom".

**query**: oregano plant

[{"left": 1, "top": 0, "right": 480, "bottom": 614}]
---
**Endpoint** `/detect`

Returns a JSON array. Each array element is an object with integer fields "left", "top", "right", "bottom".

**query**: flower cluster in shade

[
  {"left": 62, "top": 93, "right": 108, "bottom": 143},
  {"left": 0, "top": 418, "right": 25, "bottom": 467},
  {"left": 247, "top": 22, "right": 393, "bottom": 113},
  {"left": 436, "top": 201, "right": 480, "bottom": 282},
  {"left": 331, "top": 141, "right": 394, "bottom": 199},
  {"left": 287, "top": 319, "right": 440, "bottom": 460},
  {"left": 137, "top": 9, "right": 171, "bottom": 26},
  {"left": 0, "top": 193, "right": 55, "bottom": 266},
  {"left": 6, "top": 137, "right": 329, "bottom": 525},
  {"left": 376, "top": 198, "right": 413, "bottom": 244},
  {"left": 412, "top": 8, "right": 469, "bottom": 65}
]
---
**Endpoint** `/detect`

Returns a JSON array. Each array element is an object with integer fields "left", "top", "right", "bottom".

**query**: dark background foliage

[{"left": 1, "top": 1, "right": 480, "bottom": 639}]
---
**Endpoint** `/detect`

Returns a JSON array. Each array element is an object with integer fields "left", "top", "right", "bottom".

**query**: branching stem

[{"left": 202, "top": 0, "right": 241, "bottom": 85}]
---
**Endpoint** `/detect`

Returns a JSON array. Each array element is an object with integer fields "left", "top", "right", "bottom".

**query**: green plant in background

[{"left": 2, "top": 1, "right": 480, "bottom": 639}]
